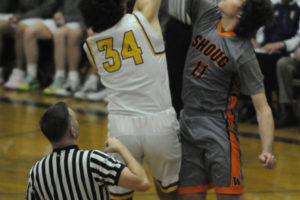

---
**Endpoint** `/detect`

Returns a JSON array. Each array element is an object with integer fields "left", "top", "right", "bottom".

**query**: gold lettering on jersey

[
  {"left": 96, "top": 31, "right": 144, "bottom": 73},
  {"left": 192, "top": 35, "right": 229, "bottom": 68}
]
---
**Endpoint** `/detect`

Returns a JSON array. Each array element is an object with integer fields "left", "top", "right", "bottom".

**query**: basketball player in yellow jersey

[{"left": 79, "top": 0, "right": 181, "bottom": 200}]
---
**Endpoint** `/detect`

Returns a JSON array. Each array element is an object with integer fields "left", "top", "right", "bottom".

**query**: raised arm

[
  {"left": 166, "top": 0, "right": 214, "bottom": 25},
  {"left": 167, "top": 0, "right": 192, "bottom": 24},
  {"left": 251, "top": 93, "right": 277, "bottom": 169},
  {"left": 133, "top": 0, "right": 162, "bottom": 34},
  {"left": 105, "top": 137, "right": 150, "bottom": 192}
]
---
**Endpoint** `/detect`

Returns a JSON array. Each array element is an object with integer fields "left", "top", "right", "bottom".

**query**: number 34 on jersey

[{"left": 96, "top": 31, "right": 144, "bottom": 72}]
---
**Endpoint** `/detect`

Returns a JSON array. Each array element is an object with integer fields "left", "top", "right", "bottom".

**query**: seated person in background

[
  {"left": 17, "top": 0, "right": 85, "bottom": 96},
  {"left": 2, "top": 0, "right": 59, "bottom": 90},
  {"left": 26, "top": 101, "right": 150, "bottom": 200},
  {"left": 51, "top": 0, "right": 85, "bottom": 97},
  {"left": 0, "top": 0, "right": 18, "bottom": 84},
  {"left": 276, "top": 46, "right": 300, "bottom": 127},
  {"left": 241, "top": 0, "right": 300, "bottom": 121}
]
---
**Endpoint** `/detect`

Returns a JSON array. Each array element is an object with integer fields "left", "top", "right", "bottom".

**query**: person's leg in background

[
  {"left": 17, "top": 21, "right": 53, "bottom": 91},
  {"left": 3, "top": 23, "right": 26, "bottom": 89},
  {"left": 256, "top": 53, "right": 286, "bottom": 117},
  {"left": 276, "top": 56, "right": 298, "bottom": 127},
  {"left": 0, "top": 20, "right": 13, "bottom": 84},
  {"left": 55, "top": 26, "right": 82, "bottom": 97},
  {"left": 43, "top": 27, "right": 67, "bottom": 95}
]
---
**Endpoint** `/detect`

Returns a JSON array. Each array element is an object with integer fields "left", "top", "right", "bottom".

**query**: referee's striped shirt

[{"left": 26, "top": 145, "right": 125, "bottom": 200}]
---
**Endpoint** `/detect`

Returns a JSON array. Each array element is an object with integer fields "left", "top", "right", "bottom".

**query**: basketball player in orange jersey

[{"left": 168, "top": 0, "right": 277, "bottom": 199}]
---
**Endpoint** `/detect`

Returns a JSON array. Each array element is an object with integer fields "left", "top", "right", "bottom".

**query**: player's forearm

[
  {"left": 118, "top": 146, "right": 149, "bottom": 185},
  {"left": 256, "top": 105, "right": 275, "bottom": 153}
]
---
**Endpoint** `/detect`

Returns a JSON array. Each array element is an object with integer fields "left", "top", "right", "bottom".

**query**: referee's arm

[
  {"left": 105, "top": 138, "right": 150, "bottom": 191},
  {"left": 26, "top": 168, "right": 36, "bottom": 200}
]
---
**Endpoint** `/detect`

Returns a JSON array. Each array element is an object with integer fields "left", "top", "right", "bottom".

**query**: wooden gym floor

[{"left": 0, "top": 87, "right": 299, "bottom": 200}]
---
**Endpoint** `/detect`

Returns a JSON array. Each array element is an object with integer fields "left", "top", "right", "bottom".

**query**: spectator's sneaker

[
  {"left": 86, "top": 88, "right": 107, "bottom": 102},
  {"left": 4, "top": 68, "right": 25, "bottom": 90},
  {"left": 43, "top": 77, "right": 64, "bottom": 95},
  {"left": 55, "top": 79, "right": 80, "bottom": 97},
  {"left": 74, "top": 75, "right": 98, "bottom": 100},
  {"left": 17, "top": 75, "right": 39, "bottom": 91}
]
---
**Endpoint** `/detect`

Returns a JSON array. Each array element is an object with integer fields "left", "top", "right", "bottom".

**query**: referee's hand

[
  {"left": 258, "top": 153, "right": 277, "bottom": 169},
  {"left": 104, "top": 137, "right": 125, "bottom": 153}
]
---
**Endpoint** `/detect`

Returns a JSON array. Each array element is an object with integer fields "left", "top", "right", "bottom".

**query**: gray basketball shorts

[{"left": 178, "top": 114, "right": 244, "bottom": 194}]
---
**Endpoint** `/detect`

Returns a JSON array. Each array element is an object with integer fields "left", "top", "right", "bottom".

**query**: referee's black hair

[
  {"left": 79, "top": 0, "right": 126, "bottom": 32},
  {"left": 40, "top": 101, "right": 71, "bottom": 142},
  {"left": 234, "top": 0, "right": 274, "bottom": 38}
]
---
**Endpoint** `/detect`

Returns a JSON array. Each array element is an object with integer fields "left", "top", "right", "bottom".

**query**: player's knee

[
  {"left": 15, "top": 26, "right": 25, "bottom": 38},
  {"left": 24, "top": 26, "right": 41, "bottom": 40},
  {"left": 54, "top": 28, "right": 67, "bottom": 43},
  {"left": 67, "top": 30, "right": 83, "bottom": 44}
]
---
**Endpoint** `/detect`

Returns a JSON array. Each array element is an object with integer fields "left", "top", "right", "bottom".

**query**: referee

[{"left": 26, "top": 101, "right": 150, "bottom": 200}]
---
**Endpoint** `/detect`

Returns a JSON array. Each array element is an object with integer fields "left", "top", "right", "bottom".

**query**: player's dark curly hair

[
  {"left": 79, "top": 0, "right": 126, "bottom": 32},
  {"left": 234, "top": 0, "right": 274, "bottom": 38}
]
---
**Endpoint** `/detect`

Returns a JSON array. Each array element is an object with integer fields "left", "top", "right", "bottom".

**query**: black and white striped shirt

[{"left": 26, "top": 145, "right": 125, "bottom": 200}]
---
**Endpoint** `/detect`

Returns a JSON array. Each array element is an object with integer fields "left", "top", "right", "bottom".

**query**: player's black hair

[
  {"left": 234, "top": 0, "right": 274, "bottom": 38},
  {"left": 79, "top": 0, "right": 126, "bottom": 32},
  {"left": 40, "top": 101, "right": 71, "bottom": 142}
]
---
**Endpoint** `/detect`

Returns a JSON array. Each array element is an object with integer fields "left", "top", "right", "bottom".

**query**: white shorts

[
  {"left": 107, "top": 107, "right": 181, "bottom": 197},
  {"left": 0, "top": 17, "right": 43, "bottom": 29},
  {"left": 18, "top": 19, "right": 82, "bottom": 38},
  {"left": 0, "top": 13, "right": 13, "bottom": 25},
  {"left": 18, "top": 18, "right": 43, "bottom": 27},
  {"left": 63, "top": 22, "right": 81, "bottom": 30},
  {"left": 39, "top": 20, "right": 82, "bottom": 38},
  {"left": 41, "top": 20, "right": 82, "bottom": 33}
]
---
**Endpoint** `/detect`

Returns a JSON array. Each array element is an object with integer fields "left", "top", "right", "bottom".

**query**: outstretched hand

[{"left": 258, "top": 153, "right": 276, "bottom": 169}]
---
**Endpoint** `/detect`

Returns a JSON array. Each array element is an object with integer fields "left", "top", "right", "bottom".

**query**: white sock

[
  {"left": 54, "top": 69, "right": 65, "bottom": 79},
  {"left": 68, "top": 70, "right": 79, "bottom": 82},
  {"left": 88, "top": 74, "right": 98, "bottom": 83},
  {"left": 13, "top": 68, "right": 24, "bottom": 74},
  {"left": 27, "top": 64, "right": 37, "bottom": 78}
]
